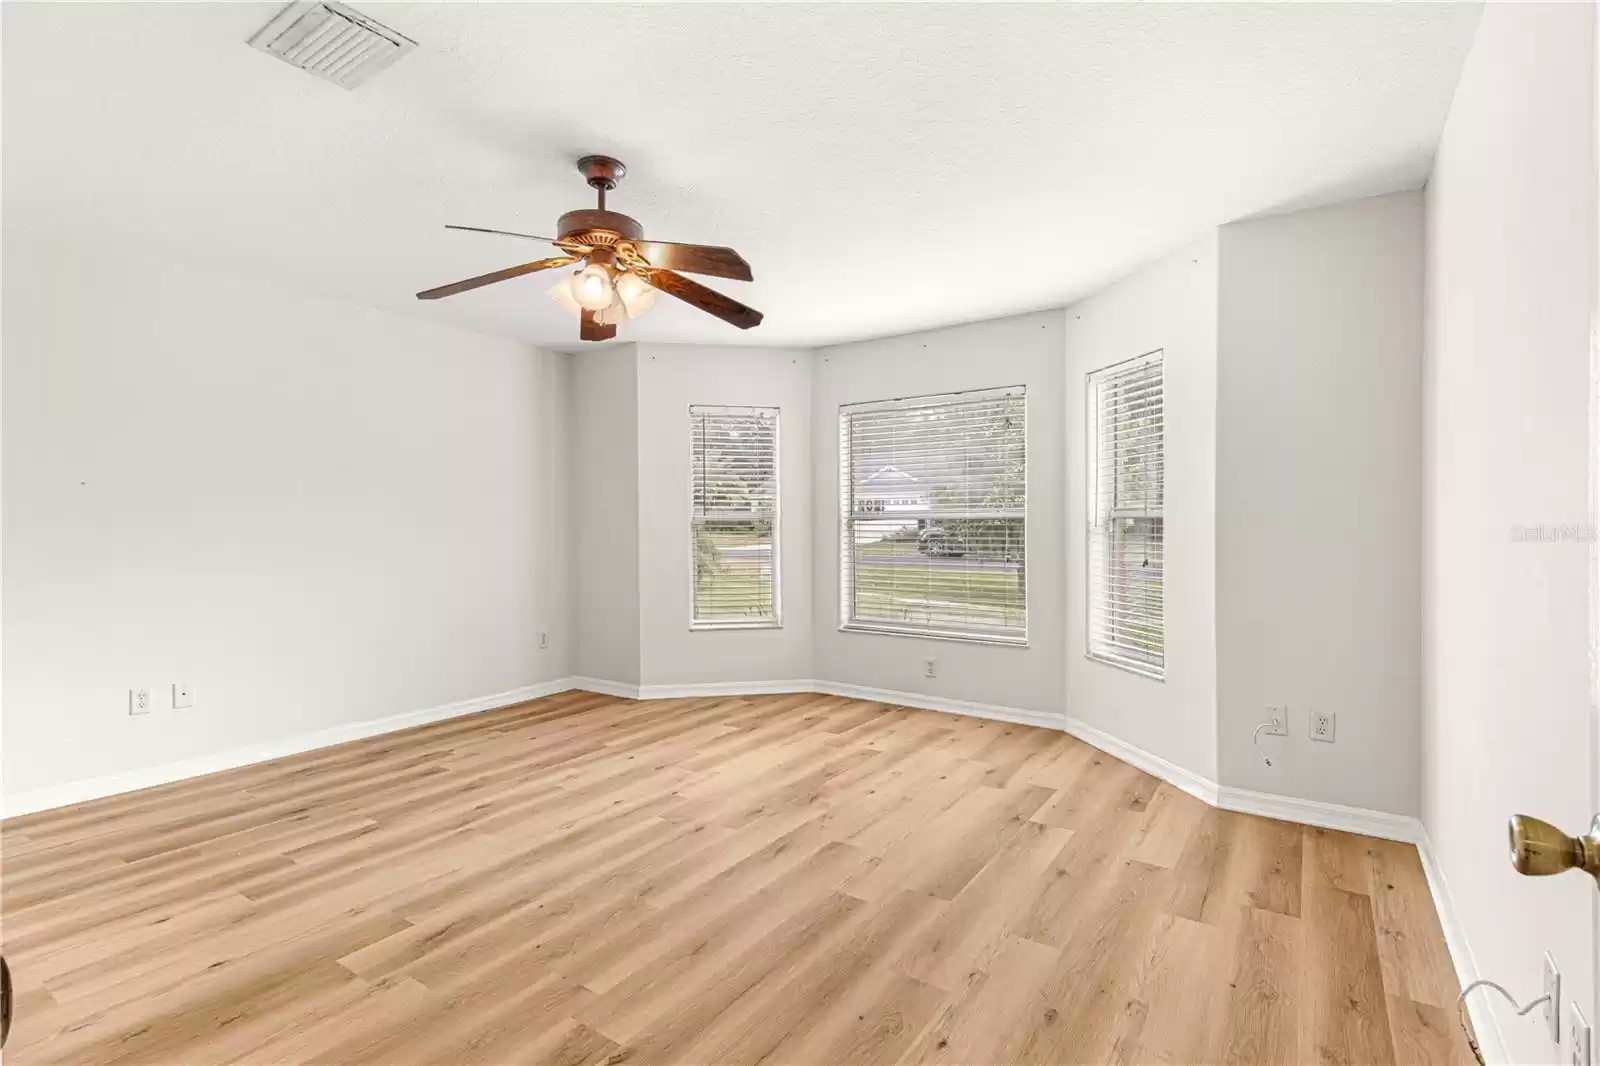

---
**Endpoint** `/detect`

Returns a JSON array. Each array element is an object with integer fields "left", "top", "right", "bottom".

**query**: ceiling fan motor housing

[{"left": 557, "top": 209, "right": 644, "bottom": 246}]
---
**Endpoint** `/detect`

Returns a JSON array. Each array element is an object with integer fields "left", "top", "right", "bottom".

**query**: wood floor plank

[
  {"left": 1386, "top": 994, "right": 1477, "bottom": 1066},
  {"left": 675, "top": 888, "right": 946, "bottom": 1065},
  {"left": 1301, "top": 886, "right": 1398, "bottom": 1066},
  {"left": 901, "top": 934, "right": 1060, "bottom": 1066},
  {"left": 1, "top": 689, "right": 1464, "bottom": 1066},
  {"left": 1304, "top": 825, "right": 1378, "bottom": 896},
  {"left": 1219, "top": 906, "right": 1303, "bottom": 1066},
  {"left": 1128, "top": 782, "right": 1211, "bottom": 869},
  {"left": 1367, "top": 838, "right": 1460, "bottom": 1010},
  {"left": 900, "top": 818, "right": 1070, "bottom": 991},
  {"left": 1003, "top": 858, "right": 1169, "bottom": 1065}
]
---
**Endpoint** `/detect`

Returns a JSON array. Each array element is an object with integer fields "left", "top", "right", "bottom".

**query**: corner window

[
  {"left": 690, "top": 405, "right": 779, "bottom": 628},
  {"left": 839, "top": 387, "right": 1027, "bottom": 645},
  {"left": 1086, "top": 352, "right": 1164, "bottom": 677}
]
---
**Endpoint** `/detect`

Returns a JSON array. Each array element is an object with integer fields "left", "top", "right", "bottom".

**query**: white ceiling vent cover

[{"left": 249, "top": 1, "right": 415, "bottom": 89}]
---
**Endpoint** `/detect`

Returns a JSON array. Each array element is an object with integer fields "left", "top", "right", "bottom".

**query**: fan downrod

[{"left": 559, "top": 157, "right": 641, "bottom": 242}]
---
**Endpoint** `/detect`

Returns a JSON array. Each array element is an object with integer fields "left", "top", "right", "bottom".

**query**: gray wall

[
  {"left": 2, "top": 234, "right": 571, "bottom": 796},
  {"left": 570, "top": 344, "right": 641, "bottom": 685},
  {"left": 1216, "top": 192, "right": 1424, "bottom": 815}
]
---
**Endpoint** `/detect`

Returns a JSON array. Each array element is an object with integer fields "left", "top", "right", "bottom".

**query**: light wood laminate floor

[{"left": 2, "top": 690, "right": 1471, "bottom": 1065}]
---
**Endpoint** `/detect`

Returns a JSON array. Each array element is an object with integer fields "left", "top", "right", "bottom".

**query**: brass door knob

[{"left": 1509, "top": 813, "right": 1600, "bottom": 878}]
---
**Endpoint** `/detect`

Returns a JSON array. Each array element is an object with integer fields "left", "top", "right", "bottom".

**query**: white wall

[
  {"left": 1062, "top": 238, "right": 1220, "bottom": 780},
  {"left": 636, "top": 344, "right": 813, "bottom": 688},
  {"left": 2, "top": 233, "right": 570, "bottom": 796},
  {"left": 570, "top": 343, "right": 641, "bottom": 685},
  {"left": 811, "top": 311, "right": 1067, "bottom": 714},
  {"left": 538, "top": 349, "right": 577, "bottom": 680},
  {"left": 1216, "top": 192, "right": 1424, "bottom": 815},
  {"left": 1422, "top": 2, "right": 1597, "bottom": 1061}
]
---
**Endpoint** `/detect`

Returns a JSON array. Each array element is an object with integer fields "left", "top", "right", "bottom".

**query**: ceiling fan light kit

[{"left": 417, "top": 155, "right": 762, "bottom": 342}]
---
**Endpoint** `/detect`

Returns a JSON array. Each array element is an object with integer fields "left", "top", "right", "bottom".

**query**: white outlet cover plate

[
  {"left": 1311, "top": 711, "right": 1336, "bottom": 742},
  {"left": 1545, "top": 952, "right": 1562, "bottom": 1043},
  {"left": 129, "top": 688, "right": 151, "bottom": 715},
  {"left": 1264, "top": 710, "right": 1288, "bottom": 737},
  {"left": 1571, "top": 1002, "right": 1590, "bottom": 1066}
]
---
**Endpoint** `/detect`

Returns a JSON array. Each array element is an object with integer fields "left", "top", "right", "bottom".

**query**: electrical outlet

[
  {"left": 924, "top": 658, "right": 937, "bottom": 679},
  {"left": 539, "top": 632, "right": 549, "bottom": 650},
  {"left": 172, "top": 683, "right": 193, "bottom": 710},
  {"left": 1571, "top": 1002, "right": 1590, "bottom": 1066},
  {"left": 129, "top": 688, "right": 151, "bottom": 716},
  {"left": 1263, "top": 708, "right": 1288, "bottom": 737},
  {"left": 1310, "top": 711, "right": 1336, "bottom": 743},
  {"left": 1544, "top": 953, "right": 1562, "bottom": 1043}
]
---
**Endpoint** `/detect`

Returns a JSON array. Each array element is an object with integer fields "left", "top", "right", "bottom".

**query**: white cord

[
  {"left": 1457, "top": 980, "right": 1551, "bottom": 1066},
  {"left": 1251, "top": 722, "right": 1275, "bottom": 767},
  {"left": 1459, "top": 979, "right": 1550, "bottom": 1017}
]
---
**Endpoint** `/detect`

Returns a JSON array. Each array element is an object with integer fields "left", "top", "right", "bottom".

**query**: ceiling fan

[{"left": 416, "top": 155, "right": 763, "bottom": 342}]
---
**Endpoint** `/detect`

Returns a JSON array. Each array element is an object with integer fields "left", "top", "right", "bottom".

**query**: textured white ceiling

[{"left": 2, "top": 2, "right": 1481, "bottom": 348}]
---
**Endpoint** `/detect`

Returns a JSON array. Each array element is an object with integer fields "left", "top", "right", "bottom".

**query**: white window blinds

[
  {"left": 1087, "top": 352, "right": 1164, "bottom": 677},
  {"left": 839, "top": 386, "right": 1026, "bottom": 644},
  {"left": 690, "top": 405, "right": 779, "bottom": 628}
]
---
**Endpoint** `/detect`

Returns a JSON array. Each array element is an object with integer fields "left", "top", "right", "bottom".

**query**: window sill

[
  {"left": 1085, "top": 651, "right": 1165, "bottom": 682},
  {"left": 839, "top": 622, "right": 1027, "bottom": 648},
  {"left": 690, "top": 621, "right": 783, "bottom": 632}
]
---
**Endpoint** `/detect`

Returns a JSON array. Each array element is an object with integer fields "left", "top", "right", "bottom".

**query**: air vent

[{"left": 249, "top": 1, "right": 415, "bottom": 89}]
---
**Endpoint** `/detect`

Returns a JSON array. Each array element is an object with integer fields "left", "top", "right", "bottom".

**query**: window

[
  {"left": 1087, "top": 352, "right": 1164, "bottom": 677},
  {"left": 839, "top": 386, "right": 1026, "bottom": 644},
  {"left": 690, "top": 405, "right": 779, "bottom": 628}
]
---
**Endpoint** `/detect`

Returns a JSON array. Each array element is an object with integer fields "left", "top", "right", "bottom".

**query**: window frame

[
  {"left": 838, "top": 385, "right": 1029, "bottom": 647},
  {"left": 1085, "top": 350, "right": 1166, "bottom": 680},
  {"left": 688, "top": 404, "right": 782, "bottom": 631}
]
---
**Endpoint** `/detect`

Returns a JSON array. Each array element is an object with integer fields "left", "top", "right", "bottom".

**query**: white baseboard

[
  {"left": 568, "top": 676, "right": 641, "bottom": 699},
  {"left": 637, "top": 679, "right": 817, "bottom": 700},
  {"left": 2, "top": 677, "right": 578, "bottom": 818},
  {"left": 1058, "top": 711, "right": 1221, "bottom": 806},
  {"left": 1417, "top": 831, "right": 1507, "bottom": 1065},
  {"left": 811, "top": 680, "right": 1069, "bottom": 731},
  {"left": 1216, "top": 785, "right": 1425, "bottom": 844}
]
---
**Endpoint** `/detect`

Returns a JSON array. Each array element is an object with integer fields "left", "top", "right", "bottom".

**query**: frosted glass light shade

[
  {"left": 547, "top": 275, "right": 582, "bottom": 316},
  {"left": 616, "top": 272, "right": 658, "bottom": 318},
  {"left": 571, "top": 263, "right": 616, "bottom": 310}
]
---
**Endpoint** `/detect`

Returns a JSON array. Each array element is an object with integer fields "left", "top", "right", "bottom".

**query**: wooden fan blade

[
  {"left": 580, "top": 308, "right": 618, "bottom": 342},
  {"left": 634, "top": 241, "right": 753, "bottom": 281},
  {"left": 416, "top": 256, "right": 577, "bottom": 300},
  {"left": 644, "top": 269, "right": 764, "bottom": 329},
  {"left": 444, "top": 224, "right": 562, "bottom": 244}
]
